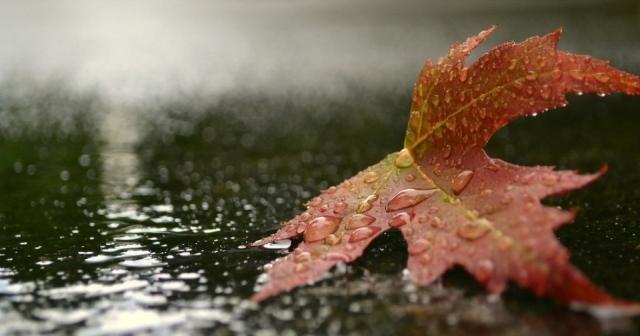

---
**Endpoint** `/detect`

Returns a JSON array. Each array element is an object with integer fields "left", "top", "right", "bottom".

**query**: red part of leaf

[{"left": 250, "top": 27, "right": 640, "bottom": 312}]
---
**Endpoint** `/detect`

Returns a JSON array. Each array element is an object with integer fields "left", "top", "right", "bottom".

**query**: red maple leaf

[{"left": 250, "top": 27, "right": 640, "bottom": 311}]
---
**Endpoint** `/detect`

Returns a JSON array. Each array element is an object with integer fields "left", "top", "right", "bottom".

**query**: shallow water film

[{"left": 1, "top": 1, "right": 640, "bottom": 335}]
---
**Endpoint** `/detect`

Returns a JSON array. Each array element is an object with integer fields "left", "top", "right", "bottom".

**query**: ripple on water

[
  {"left": 119, "top": 257, "right": 166, "bottom": 269},
  {"left": 85, "top": 250, "right": 151, "bottom": 264},
  {"left": 177, "top": 272, "right": 201, "bottom": 281},
  {"left": 151, "top": 216, "right": 178, "bottom": 224},
  {"left": 77, "top": 309, "right": 187, "bottom": 336},
  {"left": 40, "top": 280, "right": 149, "bottom": 300},
  {"left": 126, "top": 227, "right": 168, "bottom": 234},
  {"left": 150, "top": 204, "right": 174, "bottom": 213},
  {"left": 112, "top": 234, "right": 143, "bottom": 241},
  {"left": 0, "top": 279, "right": 36, "bottom": 295},
  {"left": 104, "top": 209, "right": 150, "bottom": 222}
]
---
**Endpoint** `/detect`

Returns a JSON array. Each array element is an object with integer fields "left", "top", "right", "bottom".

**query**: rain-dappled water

[
  {"left": 1, "top": 90, "right": 640, "bottom": 335},
  {"left": 1, "top": 1, "right": 640, "bottom": 335}
]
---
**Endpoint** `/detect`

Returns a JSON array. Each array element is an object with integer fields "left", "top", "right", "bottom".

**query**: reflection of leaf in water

[
  {"left": 252, "top": 27, "right": 640, "bottom": 312},
  {"left": 294, "top": 274, "right": 617, "bottom": 336}
]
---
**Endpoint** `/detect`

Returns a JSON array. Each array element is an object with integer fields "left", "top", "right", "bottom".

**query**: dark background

[{"left": 0, "top": 1, "right": 639, "bottom": 335}]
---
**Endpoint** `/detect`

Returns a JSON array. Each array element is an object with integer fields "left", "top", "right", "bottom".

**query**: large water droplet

[
  {"left": 356, "top": 194, "right": 378, "bottom": 213},
  {"left": 388, "top": 212, "right": 411, "bottom": 228},
  {"left": 386, "top": 188, "right": 436, "bottom": 212},
  {"left": 349, "top": 227, "right": 380, "bottom": 243},
  {"left": 408, "top": 239, "right": 430, "bottom": 255},
  {"left": 394, "top": 149, "right": 414, "bottom": 168},
  {"left": 452, "top": 170, "right": 474, "bottom": 194},
  {"left": 303, "top": 216, "right": 340, "bottom": 242},
  {"left": 457, "top": 218, "right": 490, "bottom": 240},
  {"left": 346, "top": 214, "right": 376, "bottom": 230}
]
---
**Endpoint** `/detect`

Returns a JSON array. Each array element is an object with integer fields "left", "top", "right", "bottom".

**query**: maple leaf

[{"left": 250, "top": 26, "right": 640, "bottom": 309}]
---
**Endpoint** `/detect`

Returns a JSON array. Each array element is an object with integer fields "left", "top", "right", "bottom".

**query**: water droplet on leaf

[
  {"left": 349, "top": 227, "right": 380, "bottom": 243},
  {"left": 303, "top": 216, "right": 340, "bottom": 242},
  {"left": 395, "top": 149, "right": 414, "bottom": 168},
  {"left": 356, "top": 194, "right": 378, "bottom": 213},
  {"left": 327, "top": 252, "right": 350, "bottom": 262},
  {"left": 388, "top": 212, "right": 411, "bottom": 228},
  {"left": 569, "top": 72, "right": 584, "bottom": 81},
  {"left": 459, "top": 68, "right": 468, "bottom": 82},
  {"left": 476, "top": 259, "right": 494, "bottom": 282},
  {"left": 333, "top": 201, "right": 347, "bottom": 215},
  {"left": 408, "top": 239, "right": 430, "bottom": 255},
  {"left": 346, "top": 214, "right": 376, "bottom": 229},
  {"left": 452, "top": 170, "right": 474, "bottom": 194},
  {"left": 386, "top": 188, "right": 437, "bottom": 212},
  {"left": 442, "top": 145, "right": 452, "bottom": 158},
  {"left": 525, "top": 72, "right": 538, "bottom": 80},
  {"left": 457, "top": 218, "right": 490, "bottom": 240},
  {"left": 419, "top": 254, "right": 431, "bottom": 265}
]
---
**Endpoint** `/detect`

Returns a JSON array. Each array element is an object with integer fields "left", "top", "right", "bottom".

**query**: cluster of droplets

[
  {"left": 283, "top": 148, "right": 500, "bottom": 282},
  {"left": 286, "top": 151, "right": 421, "bottom": 271}
]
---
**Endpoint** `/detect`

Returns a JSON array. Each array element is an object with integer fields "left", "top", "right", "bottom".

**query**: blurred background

[{"left": 0, "top": 1, "right": 639, "bottom": 335}]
